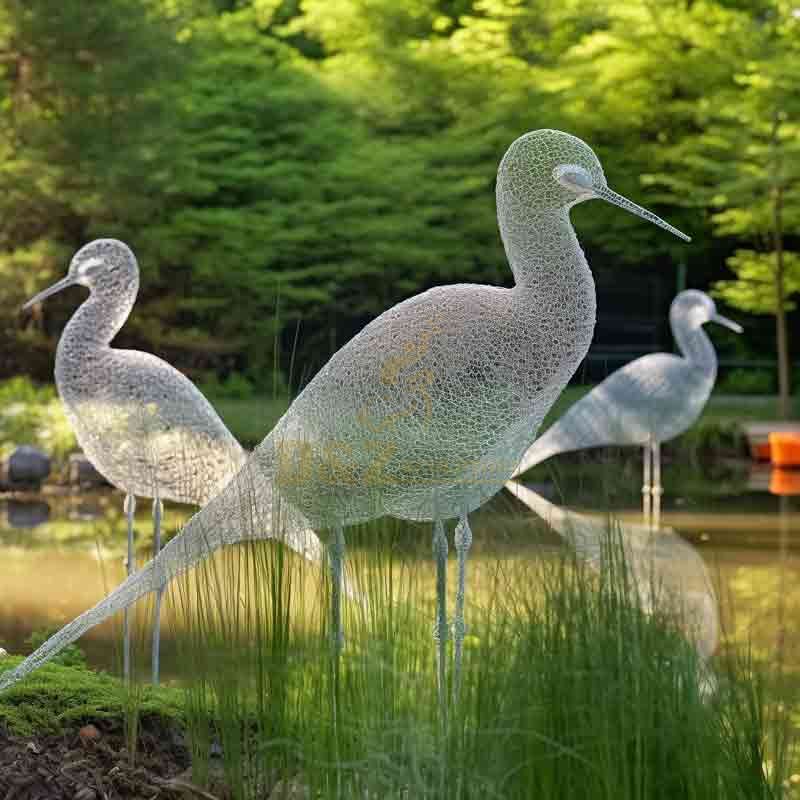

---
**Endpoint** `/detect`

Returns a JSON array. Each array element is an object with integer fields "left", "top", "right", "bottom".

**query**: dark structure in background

[
  {"left": 586, "top": 271, "right": 672, "bottom": 382},
  {"left": 588, "top": 270, "right": 793, "bottom": 388}
]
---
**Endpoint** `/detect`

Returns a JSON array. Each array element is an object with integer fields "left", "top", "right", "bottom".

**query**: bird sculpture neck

[
  {"left": 501, "top": 209, "right": 596, "bottom": 332},
  {"left": 672, "top": 317, "right": 717, "bottom": 377},
  {"left": 502, "top": 208, "right": 588, "bottom": 288},
  {"left": 58, "top": 279, "right": 139, "bottom": 359}
]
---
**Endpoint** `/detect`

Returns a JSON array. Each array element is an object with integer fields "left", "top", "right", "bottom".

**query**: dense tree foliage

[{"left": 0, "top": 0, "right": 797, "bottom": 406}]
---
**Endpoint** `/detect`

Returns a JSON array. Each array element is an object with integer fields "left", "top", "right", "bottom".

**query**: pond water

[{"left": 1, "top": 453, "right": 798, "bottom": 683}]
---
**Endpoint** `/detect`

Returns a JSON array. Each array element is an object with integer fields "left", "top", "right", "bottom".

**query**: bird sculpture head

[
  {"left": 23, "top": 239, "right": 139, "bottom": 311},
  {"left": 496, "top": 129, "right": 690, "bottom": 241},
  {"left": 670, "top": 289, "right": 743, "bottom": 333}
]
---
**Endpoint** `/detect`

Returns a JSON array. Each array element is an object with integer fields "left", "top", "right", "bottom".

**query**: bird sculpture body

[
  {"left": 28, "top": 240, "right": 246, "bottom": 507},
  {"left": 0, "top": 130, "right": 689, "bottom": 697},
  {"left": 505, "top": 480, "right": 719, "bottom": 662},
  {"left": 513, "top": 290, "right": 741, "bottom": 526},
  {"left": 20, "top": 240, "right": 323, "bottom": 682}
]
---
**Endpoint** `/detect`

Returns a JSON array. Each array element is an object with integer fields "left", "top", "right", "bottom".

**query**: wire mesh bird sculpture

[
  {"left": 1, "top": 130, "right": 689, "bottom": 700},
  {"left": 20, "top": 239, "right": 324, "bottom": 683},
  {"left": 505, "top": 480, "right": 719, "bottom": 663},
  {"left": 513, "top": 290, "right": 741, "bottom": 527}
]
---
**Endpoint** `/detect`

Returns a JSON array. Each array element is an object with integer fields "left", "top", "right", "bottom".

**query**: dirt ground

[{"left": 0, "top": 716, "right": 197, "bottom": 800}]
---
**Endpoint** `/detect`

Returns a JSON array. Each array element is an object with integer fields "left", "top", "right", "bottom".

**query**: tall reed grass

[{"left": 168, "top": 514, "right": 795, "bottom": 799}]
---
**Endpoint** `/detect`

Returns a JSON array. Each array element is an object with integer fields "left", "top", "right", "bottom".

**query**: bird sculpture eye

[
  {"left": 77, "top": 257, "right": 108, "bottom": 276},
  {"left": 553, "top": 164, "right": 593, "bottom": 193}
]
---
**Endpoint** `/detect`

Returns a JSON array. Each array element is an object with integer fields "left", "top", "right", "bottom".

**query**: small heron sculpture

[
  {"left": 513, "top": 290, "right": 742, "bottom": 527},
  {"left": 21, "top": 240, "right": 323, "bottom": 682},
  {"left": 505, "top": 480, "right": 719, "bottom": 662},
  {"left": 1, "top": 130, "right": 689, "bottom": 699}
]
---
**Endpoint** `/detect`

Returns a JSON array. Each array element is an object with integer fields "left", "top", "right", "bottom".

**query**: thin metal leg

[
  {"left": 642, "top": 442, "right": 652, "bottom": 525},
  {"left": 329, "top": 526, "right": 346, "bottom": 655},
  {"left": 123, "top": 493, "right": 136, "bottom": 683},
  {"left": 652, "top": 439, "right": 662, "bottom": 530},
  {"left": 432, "top": 519, "right": 449, "bottom": 711},
  {"left": 452, "top": 514, "right": 472, "bottom": 703},
  {"left": 151, "top": 496, "right": 164, "bottom": 685}
]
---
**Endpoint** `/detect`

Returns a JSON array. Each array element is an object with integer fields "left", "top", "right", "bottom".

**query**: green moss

[{"left": 0, "top": 655, "right": 184, "bottom": 736}]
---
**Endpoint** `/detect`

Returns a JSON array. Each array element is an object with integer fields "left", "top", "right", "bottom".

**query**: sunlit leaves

[
  {"left": 0, "top": 0, "right": 798, "bottom": 391},
  {"left": 714, "top": 250, "right": 800, "bottom": 314}
]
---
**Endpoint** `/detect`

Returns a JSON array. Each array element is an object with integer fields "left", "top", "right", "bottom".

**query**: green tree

[
  {"left": 714, "top": 250, "right": 800, "bottom": 317},
  {"left": 709, "top": 52, "right": 800, "bottom": 417},
  {"left": 1, "top": 0, "right": 798, "bottom": 399},
  {"left": 136, "top": 6, "right": 509, "bottom": 383},
  {"left": 0, "top": 0, "right": 186, "bottom": 376},
  {"left": 650, "top": 3, "right": 800, "bottom": 416}
]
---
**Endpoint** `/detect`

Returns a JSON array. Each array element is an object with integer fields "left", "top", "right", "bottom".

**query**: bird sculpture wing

[
  {"left": 61, "top": 347, "right": 332, "bottom": 566},
  {"left": 60, "top": 349, "right": 248, "bottom": 506},
  {"left": 505, "top": 480, "right": 719, "bottom": 661},
  {"left": 513, "top": 353, "right": 713, "bottom": 477}
]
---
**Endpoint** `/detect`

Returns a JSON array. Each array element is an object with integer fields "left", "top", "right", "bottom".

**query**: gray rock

[
  {"left": 5, "top": 499, "right": 50, "bottom": 528},
  {"left": 68, "top": 453, "right": 108, "bottom": 488},
  {"left": 5, "top": 445, "right": 51, "bottom": 488}
]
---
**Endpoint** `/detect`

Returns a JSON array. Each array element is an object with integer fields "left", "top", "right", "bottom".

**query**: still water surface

[{"left": 1, "top": 455, "right": 798, "bottom": 682}]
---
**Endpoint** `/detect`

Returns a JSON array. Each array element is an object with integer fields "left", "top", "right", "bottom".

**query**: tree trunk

[{"left": 773, "top": 184, "right": 791, "bottom": 419}]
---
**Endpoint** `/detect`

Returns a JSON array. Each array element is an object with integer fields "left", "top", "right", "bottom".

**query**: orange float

[
  {"left": 769, "top": 468, "right": 800, "bottom": 495},
  {"left": 769, "top": 432, "right": 800, "bottom": 468},
  {"left": 751, "top": 440, "right": 772, "bottom": 461}
]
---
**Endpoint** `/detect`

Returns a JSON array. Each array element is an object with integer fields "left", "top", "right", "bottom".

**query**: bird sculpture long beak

[
  {"left": 712, "top": 313, "right": 743, "bottom": 334},
  {"left": 595, "top": 185, "right": 691, "bottom": 242},
  {"left": 22, "top": 276, "right": 76, "bottom": 311}
]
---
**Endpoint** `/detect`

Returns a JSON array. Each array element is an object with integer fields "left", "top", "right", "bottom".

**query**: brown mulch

[{"left": 0, "top": 716, "right": 201, "bottom": 800}]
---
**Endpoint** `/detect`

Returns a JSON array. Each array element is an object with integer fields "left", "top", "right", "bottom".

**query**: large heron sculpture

[{"left": 1, "top": 130, "right": 689, "bottom": 700}]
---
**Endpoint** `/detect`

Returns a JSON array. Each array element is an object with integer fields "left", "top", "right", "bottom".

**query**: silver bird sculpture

[
  {"left": 1, "top": 130, "right": 689, "bottom": 699},
  {"left": 513, "top": 290, "right": 742, "bottom": 527},
  {"left": 505, "top": 480, "right": 719, "bottom": 662},
  {"left": 20, "top": 239, "right": 323, "bottom": 682}
]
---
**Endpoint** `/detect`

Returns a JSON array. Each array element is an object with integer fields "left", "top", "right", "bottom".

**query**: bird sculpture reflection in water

[
  {"left": 20, "top": 240, "right": 324, "bottom": 682},
  {"left": 1, "top": 130, "right": 690, "bottom": 700},
  {"left": 505, "top": 480, "right": 719, "bottom": 664},
  {"left": 513, "top": 290, "right": 742, "bottom": 527}
]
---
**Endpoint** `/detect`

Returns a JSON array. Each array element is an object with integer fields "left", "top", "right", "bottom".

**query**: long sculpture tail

[
  {"left": 512, "top": 386, "right": 629, "bottom": 478},
  {"left": 512, "top": 423, "right": 572, "bottom": 478},
  {"left": 0, "top": 459, "right": 322, "bottom": 691}
]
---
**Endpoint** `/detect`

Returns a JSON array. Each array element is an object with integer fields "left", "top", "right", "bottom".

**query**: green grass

[
  {"left": 2, "top": 511, "right": 796, "bottom": 797},
  {"left": 169, "top": 515, "right": 797, "bottom": 800},
  {"left": 702, "top": 394, "right": 800, "bottom": 422}
]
